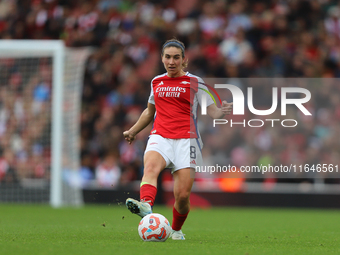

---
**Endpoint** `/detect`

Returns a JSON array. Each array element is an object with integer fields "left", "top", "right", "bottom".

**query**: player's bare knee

[
  {"left": 143, "top": 164, "right": 161, "bottom": 178},
  {"left": 175, "top": 191, "right": 190, "bottom": 205}
]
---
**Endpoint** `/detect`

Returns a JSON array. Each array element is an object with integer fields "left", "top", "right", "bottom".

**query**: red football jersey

[{"left": 148, "top": 72, "right": 213, "bottom": 139}]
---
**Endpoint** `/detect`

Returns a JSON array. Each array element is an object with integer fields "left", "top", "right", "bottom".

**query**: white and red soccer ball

[{"left": 138, "top": 213, "right": 171, "bottom": 242}]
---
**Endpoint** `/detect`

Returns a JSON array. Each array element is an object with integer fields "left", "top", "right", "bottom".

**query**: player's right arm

[{"left": 123, "top": 103, "right": 156, "bottom": 144}]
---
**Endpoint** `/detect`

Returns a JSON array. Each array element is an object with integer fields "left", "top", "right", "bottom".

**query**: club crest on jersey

[{"left": 180, "top": 81, "right": 190, "bottom": 85}]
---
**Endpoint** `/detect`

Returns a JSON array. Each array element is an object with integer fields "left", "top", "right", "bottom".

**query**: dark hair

[
  {"left": 162, "top": 39, "right": 185, "bottom": 57},
  {"left": 161, "top": 39, "right": 188, "bottom": 68}
]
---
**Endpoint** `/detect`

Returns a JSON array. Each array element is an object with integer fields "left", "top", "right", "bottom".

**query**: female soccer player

[{"left": 124, "top": 39, "right": 232, "bottom": 240}]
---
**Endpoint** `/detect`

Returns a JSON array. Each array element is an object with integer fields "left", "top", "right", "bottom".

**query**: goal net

[{"left": 0, "top": 40, "right": 91, "bottom": 207}]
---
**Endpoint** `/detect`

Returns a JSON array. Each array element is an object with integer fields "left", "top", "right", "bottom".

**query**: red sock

[
  {"left": 172, "top": 207, "right": 189, "bottom": 231},
  {"left": 140, "top": 184, "right": 157, "bottom": 207}
]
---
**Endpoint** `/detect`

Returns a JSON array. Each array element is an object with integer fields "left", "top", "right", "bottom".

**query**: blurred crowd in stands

[
  {"left": 0, "top": 58, "right": 52, "bottom": 183},
  {"left": 0, "top": 0, "right": 340, "bottom": 189}
]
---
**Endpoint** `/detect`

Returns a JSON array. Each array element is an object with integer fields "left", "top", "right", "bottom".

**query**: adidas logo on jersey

[
  {"left": 180, "top": 81, "right": 190, "bottom": 85},
  {"left": 190, "top": 159, "right": 196, "bottom": 164},
  {"left": 157, "top": 81, "right": 164, "bottom": 86},
  {"left": 151, "top": 130, "right": 157, "bottom": 134}
]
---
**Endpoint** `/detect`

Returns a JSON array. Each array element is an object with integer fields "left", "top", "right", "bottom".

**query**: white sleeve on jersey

[
  {"left": 191, "top": 75, "right": 215, "bottom": 122},
  {"left": 196, "top": 77, "right": 215, "bottom": 107},
  {"left": 148, "top": 80, "right": 155, "bottom": 105}
]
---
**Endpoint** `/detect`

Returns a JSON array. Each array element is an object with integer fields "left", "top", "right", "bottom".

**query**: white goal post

[{"left": 0, "top": 40, "right": 91, "bottom": 207}]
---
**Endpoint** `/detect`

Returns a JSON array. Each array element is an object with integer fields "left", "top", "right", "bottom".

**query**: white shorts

[{"left": 145, "top": 134, "right": 202, "bottom": 173}]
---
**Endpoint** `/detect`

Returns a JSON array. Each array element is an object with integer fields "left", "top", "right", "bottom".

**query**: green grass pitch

[{"left": 0, "top": 204, "right": 339, "bottom": 255}]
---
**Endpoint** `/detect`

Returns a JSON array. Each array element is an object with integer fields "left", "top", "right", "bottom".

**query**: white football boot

[
  {"left": 169, "top": 229, "right": 186, "bottom": 240},
  {"left": 125, "top": 198, "right": 152, "bottom": 218}
]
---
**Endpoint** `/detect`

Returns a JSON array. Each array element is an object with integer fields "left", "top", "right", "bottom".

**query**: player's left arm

[{"left": 207, "top": 101, "right": 233, "bottom": 119}]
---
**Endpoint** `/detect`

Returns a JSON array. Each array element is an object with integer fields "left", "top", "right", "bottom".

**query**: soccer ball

[{"left": 138, "top": 213, "right": 171, "bottom": 242}]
